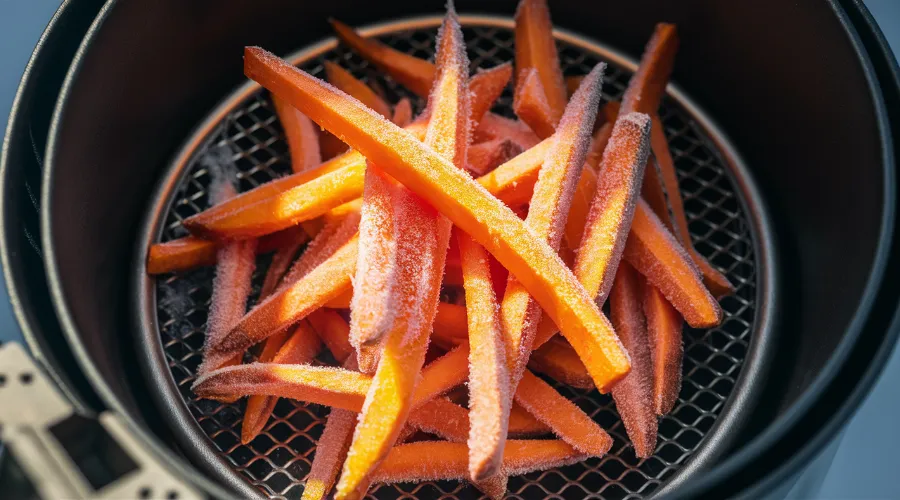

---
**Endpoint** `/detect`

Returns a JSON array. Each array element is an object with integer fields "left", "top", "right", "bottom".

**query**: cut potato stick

[
  {"left": 331, "top": 19, "right": 436, "bottom": 97},
  {"left": 643, "top": 282, "right": 683, "bottom": 415},
  {"left": 324, "top": 61, "right": 392, "bottom": 119},
  {"left": 514, "top": 0, "right": 567, "bottom": 120},
  {"left": 508, "top": 403, "right": 552, "bottom": 436},
  {"left": 609, "top": 262, "right": 657, "bottom": 458},
  {"left": 198, "top": 182, "right": 258, "bottom": 376},
  {"left": 501, "top": 64, "right": 605, "bottom": 396},
  {"left": 623, "top": 199, "right": 722, "bottom": 328},
  {"left": 204, "top": 233, "right": 358, "bottom": 368},
  {"left": 457, "top": 230, "right": 510, "bottom": 481},
  {"left": 338, "top": 12, "right": 468, "bottom": 497},
  {"left": 244, "top": 47, "right": 631, "bottom": 392},
  {"left": 273, "top": 95, "right": 322, "bottom": 174},
  {"left": 619, "top": 24, "right": 678, "bottom": 116},
  {"left": 528, "top": 336, "right": 593, "bottom": 390},
  {"left": 147, "top": 227, "right": 304, "bottom": 275},
  {"left": 302, "top": 407, "right": 357, "bottom": 500},
  {"left": 372, "top": 440, "right": 587, "bottom": 484},
  {"left": 573, "top": 112, "right": 652, "bottom": 306},
  {"left": 513, "top": 67, "right": 558, "bottom": 139},
  {"left": 514, "top": 370, "right": 612, "bottom": 456},
  {"left": 307, "top": 308, "right": 355, "bottom": 364},
  {"left": 467, "top": 138, "right": 523, "bottom": 176},
  {"left": 391, "top": 97, "right": 413, "bottom": 126},
  {"left": 241, "top": 321, "right": 323, "bottom": 444},
  {"left": 649, "top": 113, "right": 734, "bottom": 296}
]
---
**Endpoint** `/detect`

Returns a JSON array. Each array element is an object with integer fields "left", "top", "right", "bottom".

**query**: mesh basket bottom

[{"left": 151, "top": 18, "right": 759, "bottom": 500}]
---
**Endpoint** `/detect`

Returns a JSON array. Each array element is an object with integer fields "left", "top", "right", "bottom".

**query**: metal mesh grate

[{"left": 154, "top": 22, "right": 757, "bottom": 500}]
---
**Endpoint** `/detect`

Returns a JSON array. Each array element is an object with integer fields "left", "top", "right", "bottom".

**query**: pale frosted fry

[
  {"left": 573, "top": 112, "right": 652, "bottom": 305},
  {"left": 241, "top": 322, "right": 323, "bottom": 444},
  {"left": 609, "top": 262, "right": 658, "bottom": 458},
  {"left": 337, "top": 11, "right": 469, "bottom": 497},
  {"left": 643, "top": 283, "right": 684, "bottom": 415},
  {"left": 528, "top": 336, "right": 594, "bottom": 390},
  {"left": 371, "top": 440, "right": 587, "bottom": 484},
  {"left": 514, "top": 0, "right": 567, "bottom": 120},
  {"left": 513, "top": 67, "right": 558, "bottom": 139},
  {"left": 457, "top": 230, "right": 510, "bottom": 481},
  {"left": 391, "top": 97, "right": 413, "bottom": 126},
  {"left": 244, "top": 47, "right": 631, "bottom": 392},
  {"left": 324, "top": 61, "right": 392, "bottom": 118},
  {"left": 514, "top": 370, "right": 612, "bottom": 456},
  {"left": 623, "top": 199, "right": 722, "bottom": 328}
]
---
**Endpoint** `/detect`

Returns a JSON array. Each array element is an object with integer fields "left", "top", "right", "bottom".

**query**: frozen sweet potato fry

[
  {"left": 474, "top": 112, "right": 542, "bottom": 150},
  {"left": 193, "top": 363, "right": 370, "bottom": 410},
  {"left": 241, "top": 321, "right": 323, "bottom": 444},
  {"left": 619, "top": 24, "right": 679, "bottom": 116},
  {"left": 338, "top": 11, "right": 468, "bottom": 497},
  {"left": 391, "top": 97, "right": 413, "bottom": 126},
  {"left": 513, "top": 67, "right": 558, "bottom": 139},
  {"left": 203, "top": 233, "right": 358, "bottom": 369},
  {"left": 302, "top": 406, "right": 357, "bottom": 500},
  {"left": 331, "top": 19, "right": 436, "bottom": 97},
  {"left": 528, "top": 336, "right": 593, "bottom": 390},
  {"left": 508, "top": 403, "right": 552, "bottom": 436},
  {"left": 457, "top": 229, "right": 510, "bottom": 481},
  {"left": 244, "top": 47, "right": 631, "bottom": 392},
  {"left": 476, "top": 137, "right": 552, "bottom": 207},
  {"left": 641, "top": 153, "right": 670, "bottom": 227},
  {"left": 649, "top": 113, "right": 734, "bottom": 297},
  {"left": 410, "top": 344, "right": 469, "bottom": 408},
  {"left": 307, "top": 308, "right": 355, "bottom": 364},
  {"left": 273, "top": 95, "right": 322, "bottom": 174},
  {"left": 407, "top": 397, "right": 470, "bottom": 443},
  {"left": 573, "top": 112, "right": 652, "bottom": 306},
  {"left": 320, "top": 129, "right": 350, "bottom": 160},
  {"left": 515, "top": 0, "right": 567, "bottom": 120},
  {"left": 643, "top": 283, "right": 683, "bottom": 415},
  {"left": 565, "top": 75, "right": 584, "bottom": 98},
  {"left": 609, "top": 262, "right": 657, "bottom": 458},
  {"left": 467, "top": 138, "right": 523, "bottom": 176},
  {"left": 325, "top": 289, "right": 353, "bottom": 308},
  {"left": 198, "top": 183, "right": 258, "bottom": 376},
  {"left": 623, "top": 199, "right": 722, "bottom": 328},
  {"left": 500, "top": 64, "right": 605, "bottom": 395},
  {"left": 468, "top": 63, "right": 513, "bottom": 126},
  {"left": 514, "top": 370, "right": 612, "bottom": 456},
  {"left": 324, "top": 61, "right": 391, "bottom": 119},
  {"left": 431, "top": 302, "right": 468, "bottom": 347},
  {"left": 371, "top": 440, "right": 587, "bottom": 484}
]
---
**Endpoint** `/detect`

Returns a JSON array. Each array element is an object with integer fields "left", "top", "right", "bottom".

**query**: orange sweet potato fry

[
  {"left": 474, "top": 112, "right": 542, "bottom": 150},
  {"left": 641, "top": 153, "right": 670, "bottom": 226},
  {"left": 565, "top": 75, "right": 584, "bottom": 98},
  {"left": 241, "top": 321, "right": 323, "bottom": 444},
  {"left": 203, "top": 233, "right": 358, "bottom": 369},
  {"left": 307, "top": 308, "right": 355, "bottom": 364},
  {"left": 476, "top": 136, "right": 552, "bottom": 207},
  {"left": 319, "top": 129, "right": 350, "bottom": 160},
  {"left": 457, "top": 229, "right": 510, "bottom": 481},
  {"left": 337, "top": 13, "right": 468, "bottom": 497},
  {"left": 513, "top": 67, "right": 558, "bottom": 139},
  {"left": 467, "top": 138, "right": 523, "bottom": 176},
  {"left": 500, "top": 65, "right": 605, "bottom": 397},
  {"left": 508, "top": 403, "right": 552, "bottom": 436},
  {"left": 624, "top": 199, "right": 722, "bottom": 328},
  {"left": 331, "top": 19, "right": 436, "bottom": 97},
  {"left": 572, "top": 112, "right": 652, "bottom": 306},
  {"left": 244, "top": 46, "right": 630, "bottom": 392},
  {"left": 302, "top": 406, "right": 357, "bottom": 500},
  {"left": 514, "top": 370, "right": 612, "bottom": 456},
  {"left": 619, "top": 24, "right": 679, "bottom": 116},
  {"left": 324, "top": 289, "right": 353, "bottom": 309},
  {"left": 372, "top": 440, "right": 587, "bottom": 484},
  {"left": 432, "top": 302, "right": 468, "bottom": 347},
  {"left": 528, "top": 336, "right": 593, "bottom": 390},
  {"left": 468, "top": 63, "right": 513, "bottom": 126},
  {"left": 324, "top": 61, "right": 392, "bottom": 119},
  {"left": 514, "top": 0, "right": 567, "bottom": 120},
  {"left": 643, "top": 282, "right": 683, "bottom": 415},
  {"left": 391, "top": 97, "right": 413, "bottom": 126},
  {"left": 609, "top": 262, "right": 658, "bottom": 458},
  {"left": 258, "top": 234, "right": 307, "bottom": 300},
  {"left": 648, "top": 113, "right": 734, "bottom": 296},
  {"left": 273, "top": 95, "right": 322, "bottom": 174},
  {"left": 407, "top": 397, "right": 469, "bottom": 443}
]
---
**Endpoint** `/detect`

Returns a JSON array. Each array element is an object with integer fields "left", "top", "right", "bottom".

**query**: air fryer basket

[
  {"left": 134, "top": 17, "right": 772, "bottom": 499},
  {"left": 35, "top": 0, "right": 899, "bottom": 499}
]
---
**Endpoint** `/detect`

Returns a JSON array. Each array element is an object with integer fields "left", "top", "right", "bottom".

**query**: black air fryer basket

[{"left": 2, "top": 0, "right": 900, "bottom": 499}]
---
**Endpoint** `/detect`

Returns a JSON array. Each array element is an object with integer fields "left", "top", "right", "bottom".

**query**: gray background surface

[{"left": 0, "top": 1, "right": 897, "bottom": 498}]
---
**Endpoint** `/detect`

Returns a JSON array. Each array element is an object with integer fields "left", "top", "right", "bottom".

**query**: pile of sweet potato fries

[{"left": 147, "top": 1, "right": 731, "bottom": 498}]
